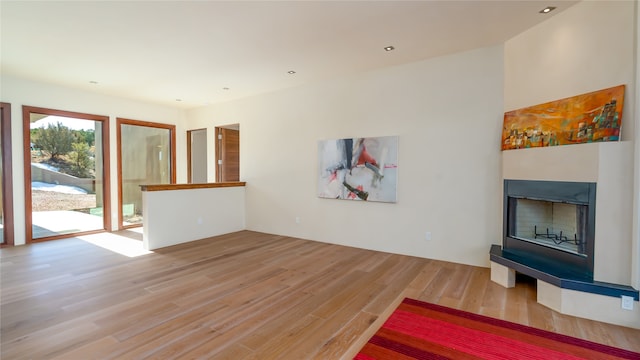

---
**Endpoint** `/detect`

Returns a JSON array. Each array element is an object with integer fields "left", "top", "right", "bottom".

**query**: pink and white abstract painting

[{"left": 317, "top": 136, "right": 398, "bottom": 203}]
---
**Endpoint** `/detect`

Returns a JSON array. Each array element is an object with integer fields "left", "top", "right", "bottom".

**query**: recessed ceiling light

[
  {"left": 539, "top": 6, "right": 556, "bottom": 13},
  {"left": 89, "top": 80, "right": 98, "bottom": 84},
  {"left": 175, "top": 99, "right": 182, "bottom": 102},
  {"left": 287, "top": 70, "right": 296, "bottom": 74},
  {"left": 223, "top": 87, "right": 230, "bottom": 90},
  {"left": 384, "top": 46, "right": 395, "bottom": 51}
]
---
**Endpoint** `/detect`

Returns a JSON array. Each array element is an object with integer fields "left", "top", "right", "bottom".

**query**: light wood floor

[{"left": 1, "top": 230, "right": 639, "bottom": 359}]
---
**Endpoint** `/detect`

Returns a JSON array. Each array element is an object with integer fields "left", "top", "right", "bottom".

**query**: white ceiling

[{"left": 1, "top": 1, "right": 577, "bottom": 110}]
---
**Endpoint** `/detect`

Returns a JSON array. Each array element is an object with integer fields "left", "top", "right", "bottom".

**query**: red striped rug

[{"left": 355, "top": 298, "right": 640, "bottom": 360}]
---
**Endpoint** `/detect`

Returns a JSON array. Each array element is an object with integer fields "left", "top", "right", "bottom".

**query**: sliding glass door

[
  {"left": 117, "top": 118, "right": 175, "bottom": 229},
  {"left": 23, "top": 106, "right": 110, "bottom": 242}
]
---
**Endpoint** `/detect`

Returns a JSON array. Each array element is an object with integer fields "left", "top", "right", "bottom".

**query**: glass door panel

[
  {"left": 118, "top": 120, "right": 174, "bottom": 228},
  {"left": 24, "top": 108, "right": 110, "bottom": 241}
]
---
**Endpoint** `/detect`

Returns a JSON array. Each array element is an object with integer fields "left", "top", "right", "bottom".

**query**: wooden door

[{"left": 216, "top": 127, "right": 239, "bottom": 182}]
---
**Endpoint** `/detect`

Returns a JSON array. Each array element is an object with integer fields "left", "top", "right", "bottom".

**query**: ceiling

[{"left": 1, "top": 1, "right": 577, "bottom": 110}]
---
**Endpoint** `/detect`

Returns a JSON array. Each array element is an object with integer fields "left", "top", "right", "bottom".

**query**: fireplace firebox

[{"left": 503, "top": 179, "right": 596, "bottom": 280}]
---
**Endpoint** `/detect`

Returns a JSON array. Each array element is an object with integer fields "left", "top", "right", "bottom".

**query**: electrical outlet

[
  {"left": 621, "top": 295, "right": 634, "bottom": 310},
  {"left": 425, "top": 231, "right": 432, "bottom": 241},
  {"left": 295, "top": 217, "right": 301, "bottom": 224},
  {"left": 197, "top": 217, "right": 203, "bottom": 225}
]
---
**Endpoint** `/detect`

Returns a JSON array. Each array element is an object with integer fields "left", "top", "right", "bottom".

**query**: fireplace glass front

[
  {"left": 503, "top": 180, "right": 596, "bottom": 279},
  {"left": 508, "top": 198, "right": 587, "bottom": 257}
]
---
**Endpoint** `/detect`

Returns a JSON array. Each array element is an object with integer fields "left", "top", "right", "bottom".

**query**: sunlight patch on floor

[
  {"left": 77, "top": 230, "right": 152, "bottom": 258},
  {"left": 33, "top": 210, "right": 104, "bottom": 238}
]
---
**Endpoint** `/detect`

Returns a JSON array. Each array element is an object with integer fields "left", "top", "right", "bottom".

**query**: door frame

[
  {"left": 1, "top": 102, "right": 13, "bottom": 246},
  {"left": 22, "top": 106, "right": 111, "bottom": 243},
  {"left": 116, "top": 118, "right": 176, "bottom": 229}
]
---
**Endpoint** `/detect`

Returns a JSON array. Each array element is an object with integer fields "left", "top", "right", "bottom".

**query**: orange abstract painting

[{"left": 502, "top": 85, "right": 625, "bottom": 150}]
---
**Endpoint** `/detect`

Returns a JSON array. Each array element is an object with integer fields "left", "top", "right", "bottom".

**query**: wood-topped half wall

[
  {"left": 141, "top": 182, "right": 246, "bottom": 250},
  {"left": 140, "top": 182, "right": 246, "bottom": 192}
]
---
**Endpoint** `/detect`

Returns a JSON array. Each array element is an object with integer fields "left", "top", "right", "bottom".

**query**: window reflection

[{"left": 120, "top": 122, "right": 172, "bottom": 227}]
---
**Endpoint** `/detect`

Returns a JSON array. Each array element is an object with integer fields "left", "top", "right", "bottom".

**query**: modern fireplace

[{"left": 503, "top": 179, "right": 596, "bottom": 280}]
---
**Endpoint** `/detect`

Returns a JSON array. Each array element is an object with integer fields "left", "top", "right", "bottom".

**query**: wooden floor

[{"left": 1, "top": 230, "right": 639, "bottom": 359}]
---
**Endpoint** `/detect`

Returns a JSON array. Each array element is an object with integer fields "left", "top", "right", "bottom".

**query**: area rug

[{"left": 355, "top": 298, "right": 640, "bottom": 359}]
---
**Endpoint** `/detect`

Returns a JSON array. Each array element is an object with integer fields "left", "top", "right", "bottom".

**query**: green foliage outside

[
  {"left": 32, "top": 122, "right": 75, "bottom": 160},
  {"left": 68, "top": 142, "right": 94, "bottom": 178},
  {"left": 31, "top": 122, "right": 96, "bottom": 179},
  {"left": 74, "top": 129, "right": 95, "bottom": 147}
]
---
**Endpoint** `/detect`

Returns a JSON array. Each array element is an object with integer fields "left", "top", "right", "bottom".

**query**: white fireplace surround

[
  {"left": 502, "top": 141, "right": 633, "bottom": 285},
  {"left": 497, "top": 141, "right": 640, "bottom": 328}
]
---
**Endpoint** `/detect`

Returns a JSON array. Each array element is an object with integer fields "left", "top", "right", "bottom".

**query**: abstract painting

[
  {"left": 318, "top": 136, "right": 398, "bottom": 203},
  {"left": 502, "top": 85, "right": 625, "bottom": 150}
]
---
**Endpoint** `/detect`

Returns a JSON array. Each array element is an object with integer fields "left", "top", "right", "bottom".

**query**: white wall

[
  {"left": 188, "top": 45, "right": 505, "bottom": 267},
  {"left": 0, "top": 75, "right": 187, "bottom": 245},
  {"left": 142, "top": 186, "right": 245, "bottom": 250},
  {"left": 504, "top": 1, "right": 638, "bottom": 288}
]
